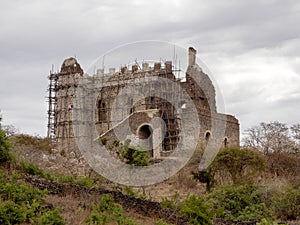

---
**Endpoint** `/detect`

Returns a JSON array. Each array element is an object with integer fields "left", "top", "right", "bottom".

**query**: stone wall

[{"left": 48, "top": 47, "right": 240, "bottom": 177}]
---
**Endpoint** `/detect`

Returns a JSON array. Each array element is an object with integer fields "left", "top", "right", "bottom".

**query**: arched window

[
  {"left": 205, "top": 131, "right": 211, "bottom": 141},
  {"left": 98, "top": 100, "right": 107, "bottom": 122},
  {"left": 224, "top": 137, "right": 228, "bottom": 148},
  {"left": 129, "top": 98, "right": 134, "bottom": 114}
]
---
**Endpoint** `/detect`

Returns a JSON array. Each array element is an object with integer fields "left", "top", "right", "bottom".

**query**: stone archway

[{"left": 137, "top": 124, "right": 153, "bottom": 157}]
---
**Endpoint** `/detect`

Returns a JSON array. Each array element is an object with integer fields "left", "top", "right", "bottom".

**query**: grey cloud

[{"left": 0, "top": 0, "right": 299, "bottom": 135}]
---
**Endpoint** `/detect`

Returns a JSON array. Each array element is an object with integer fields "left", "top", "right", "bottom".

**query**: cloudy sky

[{"left": 0, "top": 0, "right": 299, "bottom": 138}]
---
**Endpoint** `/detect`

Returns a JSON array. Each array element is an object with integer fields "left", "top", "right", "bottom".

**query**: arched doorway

[{"left": 137, "top": 124, "right": 153, "bottom": 156}]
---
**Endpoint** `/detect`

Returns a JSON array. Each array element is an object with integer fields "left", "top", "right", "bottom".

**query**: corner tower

[{"left": 47, "top": 58, "right": 83, "bottom": 155}]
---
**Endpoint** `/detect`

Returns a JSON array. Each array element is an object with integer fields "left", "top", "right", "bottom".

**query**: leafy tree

[{"left": 208, "top": 147, "right": 266, "bottom": 185}]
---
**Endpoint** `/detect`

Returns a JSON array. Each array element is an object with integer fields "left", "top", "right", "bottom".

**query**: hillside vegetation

[{"left": 0, "top": 116, "right": 299, "bottom": 225}]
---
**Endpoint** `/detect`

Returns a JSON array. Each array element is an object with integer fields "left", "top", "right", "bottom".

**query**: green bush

[
  {"left": 85, "top": 194, "right": 137, "bottom": 225},
  {"left": 123, "top": 186, "right": 137, "bottom": 197},
  {"left": 209, "top": 147, "right": 266, "bottom": 184},
  {"left": 0, "top": 181, "right": 46, "bottom": 205},
  {"left": 206, "top": 184, "right": 273, "bottom": 221},
  {"left": 0, "top": 200, "right": 27, "bottom": 225},
  {"left": 272, "top": 186, "right": 300, "bottom": 220},
  {"left": 21, "top": 161, "right": 44, "bottom": 176},
  {"left": 161, "top": 192, "right": 180, "bottom": 209},
  {"left": 76, "top": 177, "right": 94, "bottom": 187},
  {"left": 20, "top": 161, "right": 53, "bottom": 180},
  {"left": 0, "top": 173, "right": 65, "bottom": 225},
  {"left": 0, "top": 116, "right": 13, "bottom": 163},
  {"left": 179, "top": 195, "right": 213, "bottom": 225},
  {"left": 34, "top": 209, "right": 65, "bottom": 225},
  {"left": 119, "top": 140, "right": 149, "bottom": 166},
  {"left": 57, "top": 174, "right": 75, "bottom": 184}
]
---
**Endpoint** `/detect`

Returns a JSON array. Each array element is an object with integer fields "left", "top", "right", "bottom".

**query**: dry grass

[
  {"left": 45, "top": 193, "right": 158, "bottom": 225},
  {"left": 45, "top": 194, "right": 95, "bottom": 225}
]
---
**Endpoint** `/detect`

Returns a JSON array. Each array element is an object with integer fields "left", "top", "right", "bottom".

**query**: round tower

[{"left": 52, "top": 57, "right": 83, "bottom": 154}]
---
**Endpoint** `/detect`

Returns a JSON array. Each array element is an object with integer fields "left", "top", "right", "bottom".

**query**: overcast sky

[{"left": 0, "top": 0, "right": 299, "bottom": 138}]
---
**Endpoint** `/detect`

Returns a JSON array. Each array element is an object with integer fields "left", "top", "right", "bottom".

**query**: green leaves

[
  {"left": 118, "top": 140, "right": 149, "bottom": 166},
  {"left": 0, "top": 171, "right": 65, "bottom": 225},
  {"left": 206, "top": 184, "right": 273, "bottom": 221},
  {"left": 180, "top": 195, "right": 213, "bottom": 225},
  {"left": 209, "top": 147, "right": 266, "bottom": 184},
  {"left": 85, "top": 194, "right": 137, "bottom": 225},
  {"left": 34, "top": 209, "right": 65, "bottom": 225}
]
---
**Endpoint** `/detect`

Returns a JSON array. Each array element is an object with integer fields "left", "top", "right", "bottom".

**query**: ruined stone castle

[{"left": 47, "top": 47, "right": 239, "bottom": 170}]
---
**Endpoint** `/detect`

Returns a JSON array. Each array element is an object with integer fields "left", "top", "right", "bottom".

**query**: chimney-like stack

[{"left": 188, "top": 47, "right": 197, "bottom": 66}]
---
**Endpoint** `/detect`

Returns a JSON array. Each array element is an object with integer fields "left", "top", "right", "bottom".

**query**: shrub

[
  {"left": 119, "top": 140, "right": 149, "bottom": 166},
  {"left": 76, "top": 177, "right": 94, "bottom": 187},
  {"left": 0, "top": 200, "right": 27, "bottom": 224},
  {"left": 20, "top": 161, "right": 53, "bottom": 180},
  {"left": 57, "top": 174, "right": 75, "bottom": 184},
  {"left": 0, "top": 174, "right": 65, "bottom": 225},
  {"left": 0, "top": 181, "right": 46, "bottom": 205},
  {"left": 179, "top": 195, "right": 213, "bottom": 225},
  {"left": 161, "top": 192, "right": 180, "bottom": 209},
  {"left": 85, "top": 194, "right": 137, "bottom": 225},
  {"left": 21, "top": 161, "right": 44, "bottom": 176},
  {"left": 206, "top": 184, "right": 273, "bottom": 221},
  {"left": 123, "top": 186, "right": 137, "bottom": 197},
  {"left": 13, "top": 134, "right": 54, "bottom": 153},
  {"left": 209, "top": 147, "right": 266, "bottom": 184},
  {"left": 272, "top": 186, "right": 300, "bottom": 220},
  {"left": 0, "top": 116, "right": 13, "bottom": 163},
  {"left": 34, "top": 209, "right": 65, "bottom": 225}
]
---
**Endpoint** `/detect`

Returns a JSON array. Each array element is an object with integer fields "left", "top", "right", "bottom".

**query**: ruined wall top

[
  {"left": 188, "top": 47, "right": 197, "bottom": 66},
  {"left": 60, "top": 57, "right": 83, "bottom": 74}
]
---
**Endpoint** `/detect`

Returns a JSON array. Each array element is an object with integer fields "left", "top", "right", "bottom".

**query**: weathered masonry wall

[{"left": 47, "top": 47, "right": 240, "bottom": 174}]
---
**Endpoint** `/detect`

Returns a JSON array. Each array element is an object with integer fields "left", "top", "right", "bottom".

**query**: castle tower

[{"left": 47, "top": 58, "right": 83, "bottom": 155}]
